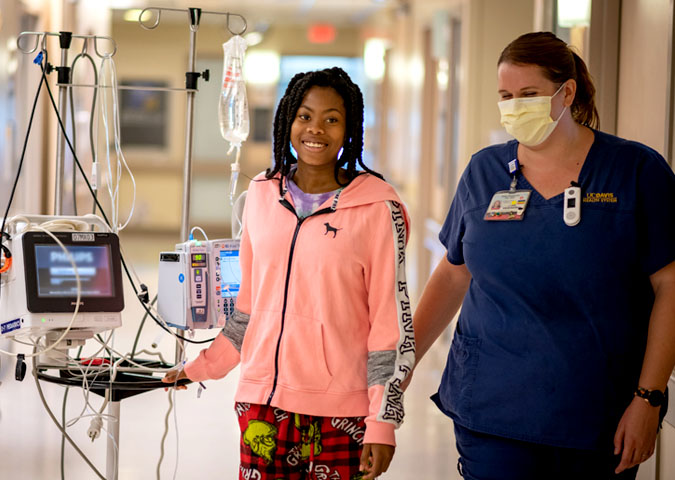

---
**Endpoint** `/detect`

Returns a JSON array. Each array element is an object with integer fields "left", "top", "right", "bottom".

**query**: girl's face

[{"left": 290, "top": 86, "right": 346, "bottom": 169}]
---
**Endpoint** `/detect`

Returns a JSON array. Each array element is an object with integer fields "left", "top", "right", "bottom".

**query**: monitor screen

[
  {"left": 219, "top": 249, "right": 241, "bottom": 299},
  {"left": 22, "top": 231, "right": 125, "bottom": 313},
  {"left": 34, "top": 245, "right": 114, "bottom": 298}
]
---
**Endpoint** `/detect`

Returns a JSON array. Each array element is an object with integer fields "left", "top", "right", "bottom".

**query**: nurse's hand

[
  {"left": 162, "top": 366, "right": 189, "bottom": 391},
  {"left": 613, "top": 396, "right": 660, "bottom": 473}
]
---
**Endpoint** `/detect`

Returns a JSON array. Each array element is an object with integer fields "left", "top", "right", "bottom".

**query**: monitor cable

[
  {"left": 60, "top": 344, "right": 83, "bottom": 480},
  {"left": 32, "top": 345, "right": 106, "bottom": 480}
]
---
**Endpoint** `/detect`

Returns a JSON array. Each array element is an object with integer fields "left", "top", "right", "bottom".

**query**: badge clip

[
  {"left": 509, "top": 176, "right": 518, "bottom": 192},
  {"left": 508, "top": 158, "right": 520, "bottom": 174},
  {"left": 563, "top": 182, "right": 582, "bottom": 226}
]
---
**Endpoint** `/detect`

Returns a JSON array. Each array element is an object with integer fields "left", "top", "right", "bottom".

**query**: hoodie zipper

[{"left": 266, "top": 199, "right": 335, "bottom": 406}]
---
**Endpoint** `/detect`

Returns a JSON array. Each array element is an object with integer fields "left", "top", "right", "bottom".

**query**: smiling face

[
  {"left": 497, "top": 62, "right": 571, "bottom": 118},
  {"left": 290, "top": 86, "right": 346, "bottom": 169}
]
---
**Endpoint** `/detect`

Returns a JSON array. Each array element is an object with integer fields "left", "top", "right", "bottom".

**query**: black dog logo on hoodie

[{"left": 323, "top": 222, "right": 341, "bottom": 238}]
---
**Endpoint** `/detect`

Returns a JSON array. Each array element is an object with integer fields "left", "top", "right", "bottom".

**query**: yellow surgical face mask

[{"left": 498, "top": 83, "right": 566, "bottom": 147}]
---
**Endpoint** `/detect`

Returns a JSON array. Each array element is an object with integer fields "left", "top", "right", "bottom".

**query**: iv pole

[
  {"left": 17, "top": 31, "right": 116, "bottom": 214},
  {"left": 53, "top": 32, "right": 71, "bottom": 216},
  {"left": 138, "top": 7, "right": 247, "bottom": 366},
  {"left": 138, "top": 7, "right": 247, "bottom": 243},
  {"left": 182, "top": 9, "right": 199, "bottom": 245},
  {"left": 18, "top": 30, "right": 121, "bottom": 480},
  {"left": 17, "top": 8, "right": 246, "bottom": 479}
]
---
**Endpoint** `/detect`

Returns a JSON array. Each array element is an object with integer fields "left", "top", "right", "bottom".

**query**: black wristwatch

[{"left": 634, "top": 387, "right": 666, "bottom": 407}]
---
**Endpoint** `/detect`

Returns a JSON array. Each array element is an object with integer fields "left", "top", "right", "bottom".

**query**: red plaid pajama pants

[{"left": 236, "top": 402, "right": 367, "bottom": 480}]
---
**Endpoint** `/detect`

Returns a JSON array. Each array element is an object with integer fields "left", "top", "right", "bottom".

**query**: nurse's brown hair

[{"left": 498, "top": 31, "right": 599, "bottom": 129}]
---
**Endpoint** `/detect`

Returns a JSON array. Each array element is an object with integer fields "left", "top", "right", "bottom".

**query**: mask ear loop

[
  {"left": 551, "top": 81, "right": 570, "bottom": 122},
  {"left": 552, "top": 81, "right": 567, "bottom": 98},
  {"left": 553, "top": 105, "right": 568, "bottom": 123}
]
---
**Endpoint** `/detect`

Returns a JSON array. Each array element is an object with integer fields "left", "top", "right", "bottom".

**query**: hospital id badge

[{"left": 484, "top": 190, "right": 532, "bottom": 221}]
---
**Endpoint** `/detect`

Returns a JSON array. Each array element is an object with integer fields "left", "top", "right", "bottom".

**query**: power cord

[
  {"left": 157, "top": 388, "right": 174, "bottom": 480},
  {"left": 51, "top": 332, "right": 125, "bottom": 475},
  {"left": 60, "top": 344, "right": 82, "bottom": 480},
  {"left": 87, "top": 415, "right": 104, "bottom": 442},
  {"left": 157, "top": 358, "right": 184, "bottom": 480},
  {"left": 60, "top": 386, "right": 70, "bottom": 480},
  {"left": 32, "top": 345, "right": 106, "bottom": 479}
]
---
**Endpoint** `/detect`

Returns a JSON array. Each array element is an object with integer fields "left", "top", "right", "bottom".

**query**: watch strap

[{"left": 634, "top": 386, "right": 665, "bottom": 407}]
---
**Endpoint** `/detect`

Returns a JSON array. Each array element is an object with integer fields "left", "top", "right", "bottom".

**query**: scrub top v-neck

[
  {"left": 512, "top": 135, "right": 596, "bottom": 204},
  {"left": 433, "top": 130, "right": 675, "bottom": 451}
]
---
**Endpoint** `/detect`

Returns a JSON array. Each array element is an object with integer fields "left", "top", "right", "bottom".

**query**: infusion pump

[
  {"left": 0, "top": 229, "right": 124, "bottom": 339},
  {"left": 158, "top": 238, "right": 240, "bottom": 330}
]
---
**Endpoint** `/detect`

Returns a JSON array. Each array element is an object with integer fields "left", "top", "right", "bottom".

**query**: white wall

[
  {"left": 617, "top": 0, "right": 670, "bottom": 155},
  {"left": 616, "top": 0, "right": 675, "bottom": 477}
]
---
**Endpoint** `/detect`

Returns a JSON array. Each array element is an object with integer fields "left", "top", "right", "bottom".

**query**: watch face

[{"left": 648, "top": 390, "right": 665, "bottom": 407}]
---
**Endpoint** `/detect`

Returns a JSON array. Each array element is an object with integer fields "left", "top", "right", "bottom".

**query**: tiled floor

[{"left": 0, "top": 257, "right": 460, "bottom": 479}]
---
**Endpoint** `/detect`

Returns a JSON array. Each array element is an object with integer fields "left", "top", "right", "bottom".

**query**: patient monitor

[
  {"left": 158, "top": 238, "right": 240, "bottom": 330},
  {"left": 0, "top": 230, "right": 124, "bottom": 339}
]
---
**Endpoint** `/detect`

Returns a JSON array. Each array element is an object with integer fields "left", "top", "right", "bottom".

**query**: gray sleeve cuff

[
  {"left": 221, "top": 308, "right": 250, "bottom": 353},
  {"left": 367, "top": 350, "right": 397, "bottom": 387}
]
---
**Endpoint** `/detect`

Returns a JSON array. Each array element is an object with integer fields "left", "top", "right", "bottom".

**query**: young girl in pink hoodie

[{"left": 164, "top": 67, "right": 414, "bottom": 480}]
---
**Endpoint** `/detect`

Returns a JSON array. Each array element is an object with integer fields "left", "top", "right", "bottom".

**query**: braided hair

[{"left": 265, "top": 67, "right": 383, "bottom": 192}]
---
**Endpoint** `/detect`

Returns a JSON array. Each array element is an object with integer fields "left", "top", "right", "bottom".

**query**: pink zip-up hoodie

[{"left": 184, "top": 171, "right": 415, "bottom": 446}]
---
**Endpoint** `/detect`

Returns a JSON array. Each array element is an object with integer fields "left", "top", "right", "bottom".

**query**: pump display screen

[
  {"left": 34, "top": 245, "right": 114, "bottom": 297},
  {"left": 22, "top": 231, "right": 125, "bottom": 313},
  {"left": 219, "top": 249, "right": 241, "bottom": 298}
]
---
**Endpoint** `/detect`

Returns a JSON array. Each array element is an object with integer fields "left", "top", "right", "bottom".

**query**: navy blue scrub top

[{"left": 434, "top": 130, "right": 675, "bottom": 451}]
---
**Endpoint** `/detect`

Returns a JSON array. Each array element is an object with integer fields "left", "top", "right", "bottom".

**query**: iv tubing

[{"left": 230, "top": 147, "right": 241, "bottom": 205}]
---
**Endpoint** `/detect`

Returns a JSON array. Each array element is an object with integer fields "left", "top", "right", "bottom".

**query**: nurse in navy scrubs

[{"left": 412, "top": 32, "right": 675, "bottom": 479}]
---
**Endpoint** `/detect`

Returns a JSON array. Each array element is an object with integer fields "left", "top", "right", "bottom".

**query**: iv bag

[{"left": 219, "top": 35, "right": 249, "bottom": 150}]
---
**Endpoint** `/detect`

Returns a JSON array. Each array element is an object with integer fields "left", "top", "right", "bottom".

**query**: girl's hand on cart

[
  {"left": 162, "top": 366, "right": 189, "bottom": 391},
  {"left": 360, "top": 443, "right": 395, "bottom": 479}
]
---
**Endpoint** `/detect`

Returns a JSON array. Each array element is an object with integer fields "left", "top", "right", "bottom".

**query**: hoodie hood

[
  {"left": 254, "top": 171, "right": 410, "bottom": 232},
  {"left": 334, "top": 173, "right": 405, "bottom": 209}
]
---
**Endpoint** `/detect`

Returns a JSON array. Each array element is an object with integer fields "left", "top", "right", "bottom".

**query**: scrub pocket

[{"left": 446, "top": 331, "right": 481, "bottom": 414}]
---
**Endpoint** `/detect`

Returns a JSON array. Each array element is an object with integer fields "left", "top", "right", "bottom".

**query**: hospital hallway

[
  {"left": 0, "top": 245, "right": 460, "bottom": 479},
  {"left": 1, "top": 0, "right": 675, "bottom": 479}
]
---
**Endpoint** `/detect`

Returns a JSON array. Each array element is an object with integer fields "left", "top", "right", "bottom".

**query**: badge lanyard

[{"left": 484, "top": 158, "right": 532, "bottom": 221}]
